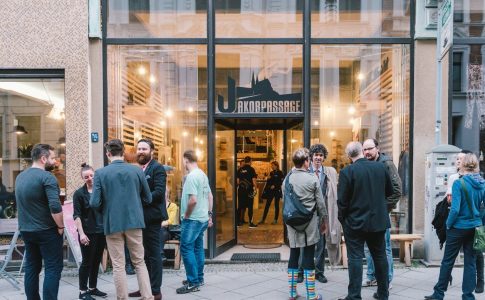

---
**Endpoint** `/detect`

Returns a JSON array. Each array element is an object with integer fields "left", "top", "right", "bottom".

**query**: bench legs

[
  {"left": 173, "top": 244, "right": 181, "bottom": 270},
  {"left": 399, "top": 241, "right": 412, "bottom": 267}
]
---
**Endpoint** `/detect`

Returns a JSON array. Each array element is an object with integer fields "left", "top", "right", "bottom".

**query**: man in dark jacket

[
  {"left": 361, "top": 138, "right": 402, "bottom": 291},
  {"left": 90, "top": 139, "right": 153, "bottom": 300},
  {"left": 127, "top": 139, "right": 167, "bottom": 300},
  {"left": 337, "top": 141, "right": 393, "bottom": 300}
]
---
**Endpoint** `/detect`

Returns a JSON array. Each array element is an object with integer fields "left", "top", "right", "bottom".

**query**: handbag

[{"left": 459, "top": 179, "right": 485, "bottom": 252}]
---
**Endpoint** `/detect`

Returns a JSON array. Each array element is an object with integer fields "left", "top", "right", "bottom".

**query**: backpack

[
  {"left": 431, "top": 196, "right": 450, "bottom": 249},
  {"left": 283, "top": 171, "right": 316, "bottom": 232}
]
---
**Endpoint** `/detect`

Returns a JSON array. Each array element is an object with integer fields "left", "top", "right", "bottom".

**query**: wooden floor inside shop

[{"left": 237, "top": 200, "right": 285, "bottom": 246}]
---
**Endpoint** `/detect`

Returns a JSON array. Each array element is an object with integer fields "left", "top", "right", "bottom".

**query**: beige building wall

[
  {"left": 0, "top": 1, "right": 90, "bottom": 199},
  {"left": 413, "top": 39, "right": 449, "bottom": 256},
  {"left": 89, "top": 40, "right": 104, "bottom": 170}
]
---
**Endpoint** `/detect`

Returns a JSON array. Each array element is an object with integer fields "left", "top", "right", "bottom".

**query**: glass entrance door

[{"left": 214, "top": 124, "right": 236, "bottom": 253}]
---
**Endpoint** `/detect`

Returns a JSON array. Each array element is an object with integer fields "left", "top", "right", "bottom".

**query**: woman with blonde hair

[{"left": 425, "top": 153, "right": 485, "bottom": 300}]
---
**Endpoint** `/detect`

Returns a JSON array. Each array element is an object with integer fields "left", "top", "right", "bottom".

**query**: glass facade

[
  {"left": 0, "top": 78, "right": 65, "bottom": 219},
  {"left": 105, "top": 0, "right": 412, "bottom": 256},
  {"left": 454, "top": 0, "right": 485, "bottom": 38}
]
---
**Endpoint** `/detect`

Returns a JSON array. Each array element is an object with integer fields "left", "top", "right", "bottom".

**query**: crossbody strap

[{"left": 460, "top": 178, "right": 475, "bottom": 218}]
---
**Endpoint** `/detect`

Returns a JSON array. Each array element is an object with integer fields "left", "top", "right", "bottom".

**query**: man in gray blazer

[{"left": 90, "top": 139, "right": 153, "bottom": 300}]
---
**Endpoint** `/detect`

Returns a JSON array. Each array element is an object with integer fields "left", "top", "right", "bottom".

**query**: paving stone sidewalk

[{"left": 0, "top": 263, "right": 471, "bottom": 300}]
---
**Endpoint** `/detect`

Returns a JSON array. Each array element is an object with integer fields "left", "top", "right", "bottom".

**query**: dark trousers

[
  {"left": 343, "top": 227, "right": 388, "bottom": 300},
  {"left": 160, "top": 226, "right": 170, "bottom": 258},
  {"left": 298, "top": 234, "right": 326, "bottom": 276},
  {"left": 433, "top": 228, "right": 476, "bottom": 300},
  {"left": 238, "top": 189, "right": 254, "bottom": 223},
  {"left": 477, "top": 252, "right": 484, "bottom": 286},
  {"left": 22, "top": 228, "right": 64, "bottom": 300},
  {"left": 143, "top": 222, "right": 163, "bottom": 295},
  {"left": 79, "top": 233, "right": 106, "bottom": 291},
  {"left": 261, "top": 193, "right": 281, "bottom": 222},
  {"left": 289, "top": 245, "right": 315, "bottom": 270}
]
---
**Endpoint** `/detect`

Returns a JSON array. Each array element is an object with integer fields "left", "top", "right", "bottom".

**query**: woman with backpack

[
  {"left": 284, "top": 148, "right": 328, "bottom": 300},
  {"left": 425, "top": 153, "right": 485, "bottom": 300}
]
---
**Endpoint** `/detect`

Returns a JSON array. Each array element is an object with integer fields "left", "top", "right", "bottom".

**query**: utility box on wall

[{"left": 424, "top": 144, "right": 461, "bottom": 266}]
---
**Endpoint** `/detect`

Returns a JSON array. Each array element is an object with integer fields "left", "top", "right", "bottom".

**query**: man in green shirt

[{"left": 176, "top": 150, "right": 213, "bottom": 294}]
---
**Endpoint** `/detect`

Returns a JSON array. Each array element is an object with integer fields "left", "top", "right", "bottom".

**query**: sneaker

[
  {"left": 125, "top": 265, "right": 135, "bottom": 275},
  {"left": 315, "top": 274, "right": 328, "bottom": 283},
  {"left": 182, "top": 279, "right": 204, "bottom": 286},
  {"left": 297, "top": 272, "right": 304, "bottom": 283},
  {"left": 362, "top": 279, "right": 377, "bottom": 287},
  {"left": 176, "top": 283, "right": 200, "bottom": 294},
  {"left": 89, "top": 288, "right": 107, "bottom": 298},
  {"left": 249, "top": 223, "right": 258, "bottom": 228},
  {"left": 79, "top": 291, "right": 95, "bottom": 300}
]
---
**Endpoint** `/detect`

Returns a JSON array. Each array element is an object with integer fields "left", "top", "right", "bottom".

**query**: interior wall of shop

[
  {"left": 413, "top": 39, "right": 449, "bottom": 257},
  {"left": 0, "top": 1, "right": 90, "bottom": 199}
]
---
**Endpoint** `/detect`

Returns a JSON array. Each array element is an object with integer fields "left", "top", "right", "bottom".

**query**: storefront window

[
  {"left": 454, "top": 0, "right": 485, "bottom": 38},
  {"left": 107, "top": 0, "right": 208, "bottom": 38},
  {"left": 311, "top": 0, "right": 411, "bottom": 38},
  {"left": 451, "top": 45, "right": 485, "bottom": 172},
  {"left": 107, "top": 45, "right": 208, "bottom": 210},
  {"left": 215, "top": 0, "right": 303, "bottom": 38},
  {"left": 215, "top": 45, "right": 303, "bottom": 115},
  {"left": 0, "top": 78, "right": 65, "bottom": 219},
  {"left": 311, "top": 44, "right": 410, "bottom": 233}
]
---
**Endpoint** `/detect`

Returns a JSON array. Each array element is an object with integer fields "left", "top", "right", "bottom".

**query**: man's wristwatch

[{"left": 208, "top": 211, "right": 213, "bottom": 217}]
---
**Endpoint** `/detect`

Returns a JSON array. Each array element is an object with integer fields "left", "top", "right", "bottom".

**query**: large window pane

[
  {"left": 454, "top": 0, "right": 485, "bottom": 38},
  {"left": 451, "top": 45, "right": 485, "bottom": 173},
  {"left": 215, "top": 45, "right": 303, "bottom": 114},
  {"left": 215, "top": 0, "right": 303, "bottom": 38},
  {"left": 311, "top": 44, "right": 410, "bottom": 233},
  {"left": 0, "top": 78, "right": 65, "bottom": 218},
  {"left": 311, "top": 0, "right": 411, "bottom": 38},
  {"left": 107, "top": 0, "right": 208, "bottom": 38},
  {"left": 107, "top": 45, "right": 208, "bottom": 214}
]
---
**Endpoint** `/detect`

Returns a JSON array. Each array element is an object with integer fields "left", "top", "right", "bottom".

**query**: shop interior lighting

[
  {"left": 149, "top": 75, "right": 157, "bottom": 83},
  {"left": 14, "top": 125, "right": 28, "bottom": 135},
  {"left": 348, "top": 105, "right": 356, "bottom": 115},
  {"left": 357, "top": 73, "right": 365, "bottom": 81},
  {"left": 165, "top": 109, "right": 173, "bottom": 118},
  {"left": 182, "top": 131, "right": 188, "bottom": 137},
  {"left": 329, "top": 131, "right": 336, "bottom": 137},
  {"left": 138, "top": 66, "right": 146, "bottom": 75}
]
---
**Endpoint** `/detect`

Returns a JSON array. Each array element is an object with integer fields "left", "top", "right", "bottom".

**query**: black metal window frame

[{"left": 101, "top": 0, "right": 415, "bottom": 257}]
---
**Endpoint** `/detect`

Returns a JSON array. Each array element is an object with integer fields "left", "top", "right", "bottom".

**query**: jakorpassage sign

[
  {"left": 217, "top": 75, "right": 302, "bottom": 114},
  {"left": 438, "top": 0, "right": 453, "bottom": 60}
]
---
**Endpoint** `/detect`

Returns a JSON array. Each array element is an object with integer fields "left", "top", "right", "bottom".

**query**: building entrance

[{"left": 214, "top": 119, "right": 303, "bottom": 255}]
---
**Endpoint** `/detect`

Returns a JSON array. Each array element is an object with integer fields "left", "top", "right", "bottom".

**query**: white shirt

[{"left": 447, "top": 173, "right": 460, "bottom": 195}]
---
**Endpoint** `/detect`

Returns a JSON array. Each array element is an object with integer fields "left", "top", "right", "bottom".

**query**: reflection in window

[
  {"left": 107, "top": 45, "right": 208, "bottom": 211},
  {"left": 0, "top": 79, "right": 65, "bottom": 218},
  {"left": 215, "top": 0, "right": 303, "bottom": 38},
  {"left": 454, "top": 0, "right": 485, "bottom": 38},
  {"left": 215, "top": 45, "right": 303, "bottom": 114},
  {"left": 108, "top": 0, "right": 208, "bottom": 38},
  {"left": 311, "top": 0, "right": 411, "bottom": 38},
  {"left": 311, "top": 45, "right": 410, "bottom": 233}
]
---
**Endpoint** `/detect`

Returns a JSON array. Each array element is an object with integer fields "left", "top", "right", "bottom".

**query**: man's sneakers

[
  {"left": 79, "top": 291, "right": 95, "bottom": 300},
  {"left": 125, "top": 264, "right": 135, "bottom": 275},
  {"left": 315, "top": 273, "right": 328, "bottom": 283},
  {"left": 249, "top": 223, "right": 258, "bottom": 228},
  {"left": 176, "top": 282, "right": 200, "bottom": 294},
  {"left": 88, "top": 288, "right": 107, "bottom": 298},
  {"left": 128, "top": 291, "right": 161, "bottom": 299},
  {"left": 182, "top": 279, "right": 204, "bottom": 286},
  {"left": 362, "top": 279, "right": 377, "bottom": 287}
]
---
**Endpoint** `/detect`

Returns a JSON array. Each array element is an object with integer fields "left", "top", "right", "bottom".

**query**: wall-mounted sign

[
  {"left": 438, "top": 0, "right": 453, "bottom": 60},
  {"left": 217, "top": 75, "right": 302, "bottom": 114},
  {"left": 91, "top": 132, "right": 99, "bottom": 143}
]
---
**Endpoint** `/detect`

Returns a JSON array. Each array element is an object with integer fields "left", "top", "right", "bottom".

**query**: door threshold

[{"left": 209, "top": 244, "right": 290, "bottom": 263}]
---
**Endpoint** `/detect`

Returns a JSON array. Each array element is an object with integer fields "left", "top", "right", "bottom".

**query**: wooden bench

[
  {"left": 340, "top": 233, "right": 423, "bottom": 268},
  {"left": 165, "top": 240, "right": 181, "bottom": 270}
]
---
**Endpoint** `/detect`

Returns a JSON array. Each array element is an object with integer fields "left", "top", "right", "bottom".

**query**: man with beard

[
  {"left": 128, "top": 139, "right": 166, "bottom": 300},
  {"left": 361, "top": 138, "right": 401, "bottom": 298},
  {"left": 16, "top": 144, "right": 64, "bottom": 300}
]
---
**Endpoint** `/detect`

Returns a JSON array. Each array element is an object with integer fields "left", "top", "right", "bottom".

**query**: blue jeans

[
  {"left": 22, "top": 228, "right": 64, "bottom": 300},
  {"left": 180, "top": 219, "right": 208, "bottom": 285},
  {"left": 432, "top": 228, "right": 476, "bottom": 300},
  {"left": 364, "top": 227, "right": 393, "bottom": 283}
]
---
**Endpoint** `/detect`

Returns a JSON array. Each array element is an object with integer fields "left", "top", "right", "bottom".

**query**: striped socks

[
  {"left": 287, "top": 268, "right": 298, "bottom": 299},
  {"left": 304, "top": 269, "right": 319, "bottom": 300}
]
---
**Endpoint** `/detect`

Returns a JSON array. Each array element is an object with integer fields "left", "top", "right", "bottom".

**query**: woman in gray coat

[{"left": 285, "top": 148, "right": 328, "bottom": 300}]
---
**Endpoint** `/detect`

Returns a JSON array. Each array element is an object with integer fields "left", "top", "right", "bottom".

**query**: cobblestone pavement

[{"left": 0, "top": 263, "right": 472, "bottom": 299}]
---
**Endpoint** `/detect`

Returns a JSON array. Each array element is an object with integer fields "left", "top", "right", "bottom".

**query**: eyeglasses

[{"left": 363, "top": 146, "right": 376, "bottom": 152}]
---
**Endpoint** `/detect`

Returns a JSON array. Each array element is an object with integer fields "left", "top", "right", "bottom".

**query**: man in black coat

[
  {"left": 337, "top": 141, "right": 393, "bottom": 300},
  {"left": 128, "top": 139, "right": 167, "bottom": 300}
]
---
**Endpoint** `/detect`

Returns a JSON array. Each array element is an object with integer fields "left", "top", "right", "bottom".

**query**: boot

[
  {"left": 287, "top": 268, "right": 299, "bottom": 300},
  {"left": 304, "top": 269, "right": 322, "bottom": 300}
]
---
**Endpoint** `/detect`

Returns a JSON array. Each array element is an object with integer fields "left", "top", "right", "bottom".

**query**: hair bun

[{"left": 81, "top": 163, "right": 88, "bottom": 168}]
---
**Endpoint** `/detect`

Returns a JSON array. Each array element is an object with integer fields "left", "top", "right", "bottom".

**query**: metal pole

[{"left": 435, "top": 1, "right": 443, "bottom": 145}]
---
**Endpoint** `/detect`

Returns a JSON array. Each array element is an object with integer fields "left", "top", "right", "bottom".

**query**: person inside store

[
  {"left": 160, "top": 186, "right": 180, "bottom": 262},
  {"left": 237, "top": 156, "right": 258, "bottom": 228},
  {"left": 285, "top": 147, "right": 328, "bottom": 300},
  {"left": 73, "top": 163, "right": 107, "bottom": 300},
  {"left": 425, "top": 153, "right": 485, "bottom": 300},
  {"left": 259, "top": 161, "right": 284, "bottom": 225},
  {"left": 297, "top": 143, "right": 340, "bottom": 284},
  {"left": 337, "top": 141, "right": 392, "bottom": 300}
]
